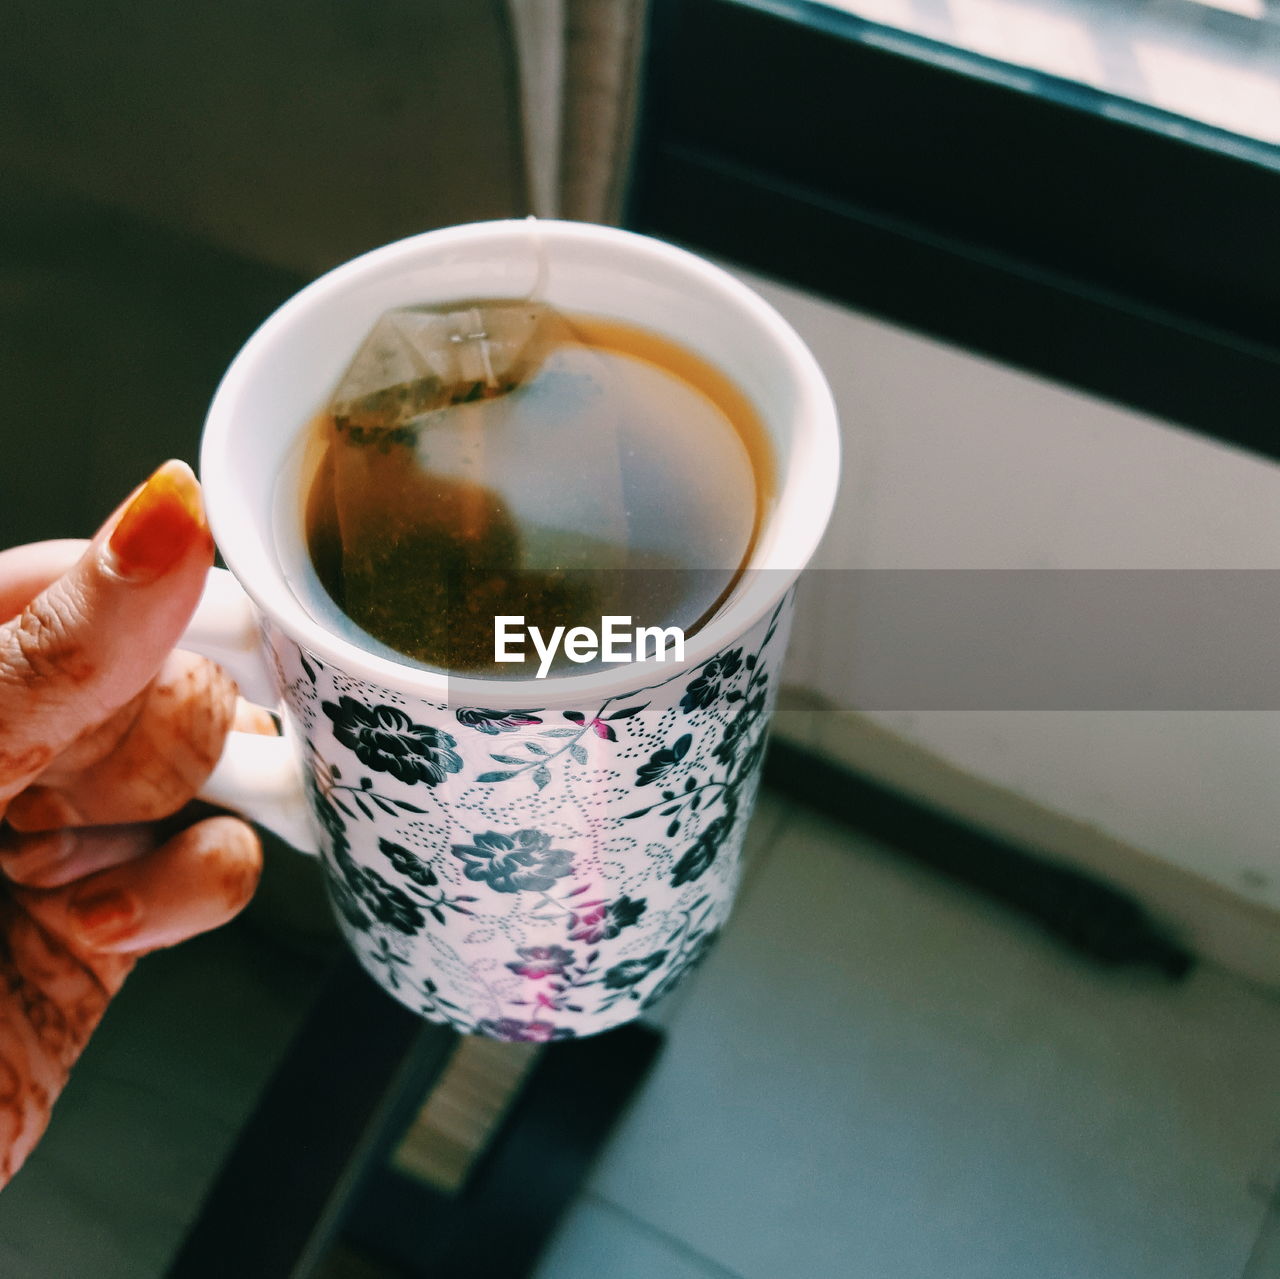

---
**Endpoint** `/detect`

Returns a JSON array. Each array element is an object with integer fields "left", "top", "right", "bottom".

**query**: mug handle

[{"left": 182, "top": 568, "right": 319, "bottom": 854}]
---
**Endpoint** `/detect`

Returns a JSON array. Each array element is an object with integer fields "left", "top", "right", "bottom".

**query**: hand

[{"left": 0, "top": 461, "right": 266, "bottom": 1186}]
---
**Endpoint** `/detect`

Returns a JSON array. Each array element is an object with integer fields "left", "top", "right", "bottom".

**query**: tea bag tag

[{"left": 331, "top": 304, "right": 558, "bottom": 429}]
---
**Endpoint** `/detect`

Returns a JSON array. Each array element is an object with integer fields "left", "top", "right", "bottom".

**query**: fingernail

[
  {"left": 5, "top": 787, "right": 80, "bottom": 832},
  {"left": 105, "top": 460, "right": 209, "bottom": 582},
  {"left": 68, "top": 887, "right": 140, "bottom": 946}
]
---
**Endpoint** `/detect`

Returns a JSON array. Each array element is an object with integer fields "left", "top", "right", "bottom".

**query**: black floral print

[
  {"left": 327, "top": 876, "right": 371, "bottom": 931},
  {"left": 472, "top": 1017, "right": 576, "bottom": 1043},
  {"left": 290, "top": 587, "right": 794, "bottom": 1039},
  {"left": 347, "top": 863, "right": 424, "bottom": 933},
  {"left": 450, "top": 828, "right": 575, "bottom": 893},
  {"left": 671, "top": 813, "right": 733, "bottom": 887},
  {"left": 506, "top": 945, "right": 576, "bottom": 979},
  {"left": 455, "top": 707, "right": 544, "bottom": 734},
  {"left": 418, "top": 977, "right": 468, "bottom": 1025},
  {"left": 306, "top": 771, "right": 349, "bottom": 851},
  {"left": 643, "top": 930, "right": 720, "bottom": 1010},
  {"left": 636, "top": 734, "right": 692, "bottom": 787},
  {"left": 328, "top": 836, "right": 424, "bottom": 935},
  {"left": 362, "top": 935, "right": 412, "bottom": 990},
  {"left": 568, "top": 894, "right": 647, "bottom": 944},
  {"left": 712, "top": 693, "right": 766, "bottom": 767},
  {"left": 378, "top": 838, "right": 437, "bottom": 887},
  {"left": 323, "top": 696, "right": 463, "bottom": 786},
  {"left": 602, "top": 950, "right": 668, "bottom": 990},
  {"left": 680, "top": 649, "right": 743, "bottom": 714}
]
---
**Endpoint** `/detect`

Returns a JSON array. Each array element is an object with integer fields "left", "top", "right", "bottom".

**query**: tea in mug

[{"left": 300, "top": 302, "right": 774, "bottom": 675}]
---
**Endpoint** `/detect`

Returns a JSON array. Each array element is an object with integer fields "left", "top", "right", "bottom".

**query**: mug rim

[{"left": 201, "top": 219, "right": 839, "bottom": 704}]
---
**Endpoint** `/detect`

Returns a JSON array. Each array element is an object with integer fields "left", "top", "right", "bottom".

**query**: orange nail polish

[
  {"left": 106, "top": 460, "right": 209, "bottom": 582},
  {"left": 69, "top": 888, "right": 139, "bottom": 944}
]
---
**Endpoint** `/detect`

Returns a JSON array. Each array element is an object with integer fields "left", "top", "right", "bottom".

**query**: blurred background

[{"left": 1, "top": 1, "right": 1279, "bottom": 1276}]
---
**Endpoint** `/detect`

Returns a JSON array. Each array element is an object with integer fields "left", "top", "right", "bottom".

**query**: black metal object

[
  {"left": 165, "top": 955, "right": 457, "bottom": 1279},
  {"left": 630, "top": 0, "right": 1280, "bottom": 461},
  {"left": 764, "top": 738, "right": 1194, "bottom": 977},
  {"left": 164, "top": 956, "right": 663, "bottom": 1279},
  {"left": 343, "top": 1022, "right": 664, "bottom": 1279}
]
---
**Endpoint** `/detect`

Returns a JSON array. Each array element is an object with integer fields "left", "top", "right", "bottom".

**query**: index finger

[{"left": 0, "top": 462, "right": 216, "bottom": 809}]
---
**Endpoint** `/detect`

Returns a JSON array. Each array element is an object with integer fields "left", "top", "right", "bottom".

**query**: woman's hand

[{"left": 0, "top": 461, "right": 266, "bottom": 1186}]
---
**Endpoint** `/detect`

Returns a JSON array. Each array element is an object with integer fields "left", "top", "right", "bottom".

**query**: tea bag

[
  {"left": 329, "top": 305, "right": 557, "bottom": 430},
  {"left": 314, "top": 302, "right": 629, "bottom": 669},
  {"left": 307, "top": 300, "right": 760, "bottom": 674}
]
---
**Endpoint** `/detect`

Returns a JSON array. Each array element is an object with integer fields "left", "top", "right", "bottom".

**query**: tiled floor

[
  {"left": 0, "top": 790, "right": 1277, "bottom": 1278},
  {"left": 534, "top": 793, "right": 1280, "bottom": 1279}
]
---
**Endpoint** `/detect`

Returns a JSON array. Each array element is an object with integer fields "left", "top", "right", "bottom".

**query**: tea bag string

[
  {"left": 449, "top": 317, "right": 492, "bottom": 543},
  {"left": 523, "top": 214, "right": 549, "bottom": 306},
  {"left": 453, "top": 309, "right": 499, "bottom": 389}
]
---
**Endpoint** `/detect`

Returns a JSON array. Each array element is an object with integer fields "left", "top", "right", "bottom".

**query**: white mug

[{"left": 187, "top": 220, "right": 839, "bottom": 1040}]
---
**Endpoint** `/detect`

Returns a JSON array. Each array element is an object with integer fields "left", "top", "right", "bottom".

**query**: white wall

[{"left": 734, "top": 266, "right": 1280, "bottom": 926}]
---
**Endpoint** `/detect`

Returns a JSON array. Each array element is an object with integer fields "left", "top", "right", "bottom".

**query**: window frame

[{"left": 627, "top": 0, "right": 1280, "bottom": 461}]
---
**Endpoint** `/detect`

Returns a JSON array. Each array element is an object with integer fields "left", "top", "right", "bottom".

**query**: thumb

[{"left": 0, "top": 460, "right": 216, "bottom": 809}]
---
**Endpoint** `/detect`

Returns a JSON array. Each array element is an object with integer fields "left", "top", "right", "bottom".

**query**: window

[
  {"left": 628, "top": 0, "right": 1280, "bottom": 460},
  {"left": 820, "top": 0, "right": 1280, "bottom": 146}
]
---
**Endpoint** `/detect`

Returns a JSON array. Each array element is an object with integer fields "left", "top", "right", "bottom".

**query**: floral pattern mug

[{"left": 188, "top": 221, "right": 839, "bottom": 1039}]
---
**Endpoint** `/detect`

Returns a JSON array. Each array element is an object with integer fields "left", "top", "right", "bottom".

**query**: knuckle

[
  {"left": 0, "top": 745, "right": 54, "bottom": 789},
  {"left": 142, "top": 657, "right": 236, "bottom": 777},
  {"left": 173, "top": 663, "right": 236, "bottom": 769},
  {"left": 82, "top": 663, "right": 236, "bottom": 824},
  {"left": 3, "top": 786, "right": 77, "bottom": 831},
  {"left": 5, "top": 594, "right": 94, "bottom": 688},
  {"left": 170, "top": 817, "right": 261, "bottom": 914},
  {"left": 3, "top": 860, "right": 60, "bottom": 890},
  {"left": 0, "top": 830, "right": 74, "bottom": 889},
  {"left": 209, "top": 821, "right": 262, "bottom": 911},
  {"left": 54, "top": 694, "right": 143, "bottom": 774},
  {"left": 121, "top": 768, "right": 194, "bottom": 822}
]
